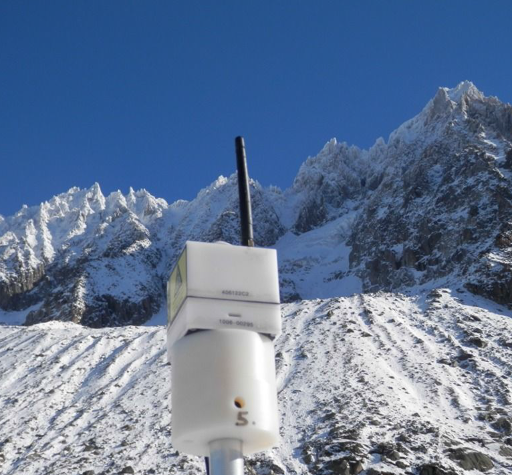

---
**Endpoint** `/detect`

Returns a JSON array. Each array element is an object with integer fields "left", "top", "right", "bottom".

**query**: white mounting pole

[{"left": 209, "top": 439, "right": 244, "bottom": 475}]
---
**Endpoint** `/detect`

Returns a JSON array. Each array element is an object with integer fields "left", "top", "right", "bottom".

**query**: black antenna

[{"left": 235, "top": 136, "right": 254, "bottom": 247}]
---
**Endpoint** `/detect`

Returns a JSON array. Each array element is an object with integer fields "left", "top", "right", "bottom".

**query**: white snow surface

[
  {"left": 276, "top": 210, "right": 362, "bottom": 299},
  {"left": 1, "top": 290, "right": 511, "bottom": 474}
]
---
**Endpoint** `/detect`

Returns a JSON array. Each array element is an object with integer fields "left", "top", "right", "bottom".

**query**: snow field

[{"left": 1, "top": 290, "right": 511, "bottom": 474}]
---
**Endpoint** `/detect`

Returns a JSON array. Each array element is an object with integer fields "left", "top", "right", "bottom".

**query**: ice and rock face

[
  {"left": 349, "top": 82, "right": 512, "bottom": 304},
  {"left": 0, "top": 177, "right": 286, "bottom": 326},
  {"left": 290, "top": 139, "right": 368, "bottom": 233},
  {"left": 0, "top": 185, "right": 169, "bottom": 326},
  {"left": 0, "top": 81, "right": 511, "bottom": 326}
]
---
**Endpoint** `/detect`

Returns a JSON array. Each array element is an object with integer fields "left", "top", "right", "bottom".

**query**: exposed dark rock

[
  {"left": 325, "top": 441, "right": 366, "bottom": 457},
  {"left": 323, "top": 458, "right": 350, "bottom": 475},
  {"left": 0, "top": 264, "right": 45, "bottom": 311},
  {"left": 394, "top": 460, "right": 408, "bottom": 469},
  {"left": 245, "top": 458, "right": 285, "bottom": 475},
  {"left": 454, "top": 351, "right": 474, "bottom": 363},
  {"left": 466, "top": 336, "right": 488, "bottom": 348},
  {"left": 365, "top": 469, "right": 395, "bottom": 475},
  {"left": 293, "top": 196, "right": 327, "bottom": 234},
  {"left": 492, "top": 417, "right": 512, "bottom": 435},
  {"left": 323, "top": 457, "right": 363, "bottom": 475},
  {"left": 83, "top": 439, "right": 98, "bottom": 452},
  {"left": 446, "top": 448, "right": 494, "bottom": 471},
  {"left": 438, "top": 358, "right": 457, "bottom": 367},
  {"left": 504, "top": 148, "right": 512, "bottom": 169},
  {"left": 418, "top": 464, "right": 457, "bottom": 475},
  {"left": 370, "top": 442, "right": 402, "bottom": 461},
  {"left": 500, "top": 445, "right": 512, "bottom": 458}
]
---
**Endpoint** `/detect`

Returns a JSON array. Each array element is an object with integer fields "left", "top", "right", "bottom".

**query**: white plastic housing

[
  {"left": 170, "top": 329, "right": 279, "bottom": 456},
  {"left": 167, "top": 241, "right": 281, "bottom": 347},
  {"left": 184, "top": 241, "right": 279, "bottom": 303}
]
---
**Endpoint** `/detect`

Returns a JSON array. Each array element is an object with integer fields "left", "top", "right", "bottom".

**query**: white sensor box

[
  {"left": 166, "top": 241, "right": 282, "bottom": 456},
  {"left": 166, "top": 241, "right": 281, "bottom": 348}
]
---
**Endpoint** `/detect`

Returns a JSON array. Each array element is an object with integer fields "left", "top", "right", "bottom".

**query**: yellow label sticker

[{"left": 168, "top": 248, "right": 187, "bottom": 325}]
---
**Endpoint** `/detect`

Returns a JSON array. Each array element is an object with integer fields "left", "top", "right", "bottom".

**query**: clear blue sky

[{"left": 1, "top": 1, "right": 511, "bottom": 216}]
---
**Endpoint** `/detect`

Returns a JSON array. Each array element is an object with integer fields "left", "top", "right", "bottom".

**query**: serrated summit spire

[{"left": 444, "top": 80, "right": 484, "bottom": 103}]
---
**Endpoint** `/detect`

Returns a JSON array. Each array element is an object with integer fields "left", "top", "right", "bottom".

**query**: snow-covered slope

[{"left": 1, "top": 290, "right": 511, "bottom": 474}]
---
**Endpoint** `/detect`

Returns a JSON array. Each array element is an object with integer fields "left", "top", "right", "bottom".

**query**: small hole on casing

[{"left": 234, "top": 397, "right": 245, "bottom": 409}]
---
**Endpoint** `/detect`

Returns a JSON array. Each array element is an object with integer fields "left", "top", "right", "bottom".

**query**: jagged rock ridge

[{"left": 0, "top": 81, "right": 511, "bottom": 326}]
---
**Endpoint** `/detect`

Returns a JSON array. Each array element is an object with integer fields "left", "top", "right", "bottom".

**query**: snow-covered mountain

[
  {"left": 1, "top": 82, "right": 512, "bottom": 475},
  {"left": 1, "top": 81, "right": 511, "bottom": 327}
]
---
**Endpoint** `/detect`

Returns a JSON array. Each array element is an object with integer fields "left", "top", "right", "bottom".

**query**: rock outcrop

[{"left": 1, "top": 81, "right": 511, "bottom": 325}]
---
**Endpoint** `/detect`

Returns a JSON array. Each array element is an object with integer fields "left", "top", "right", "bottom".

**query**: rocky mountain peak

[
  {"left": 1, "top": 82, "right": 511, "bottom": 326},
  {"left": 445, "top": 80, "right": 485, "bottom": 103}
]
